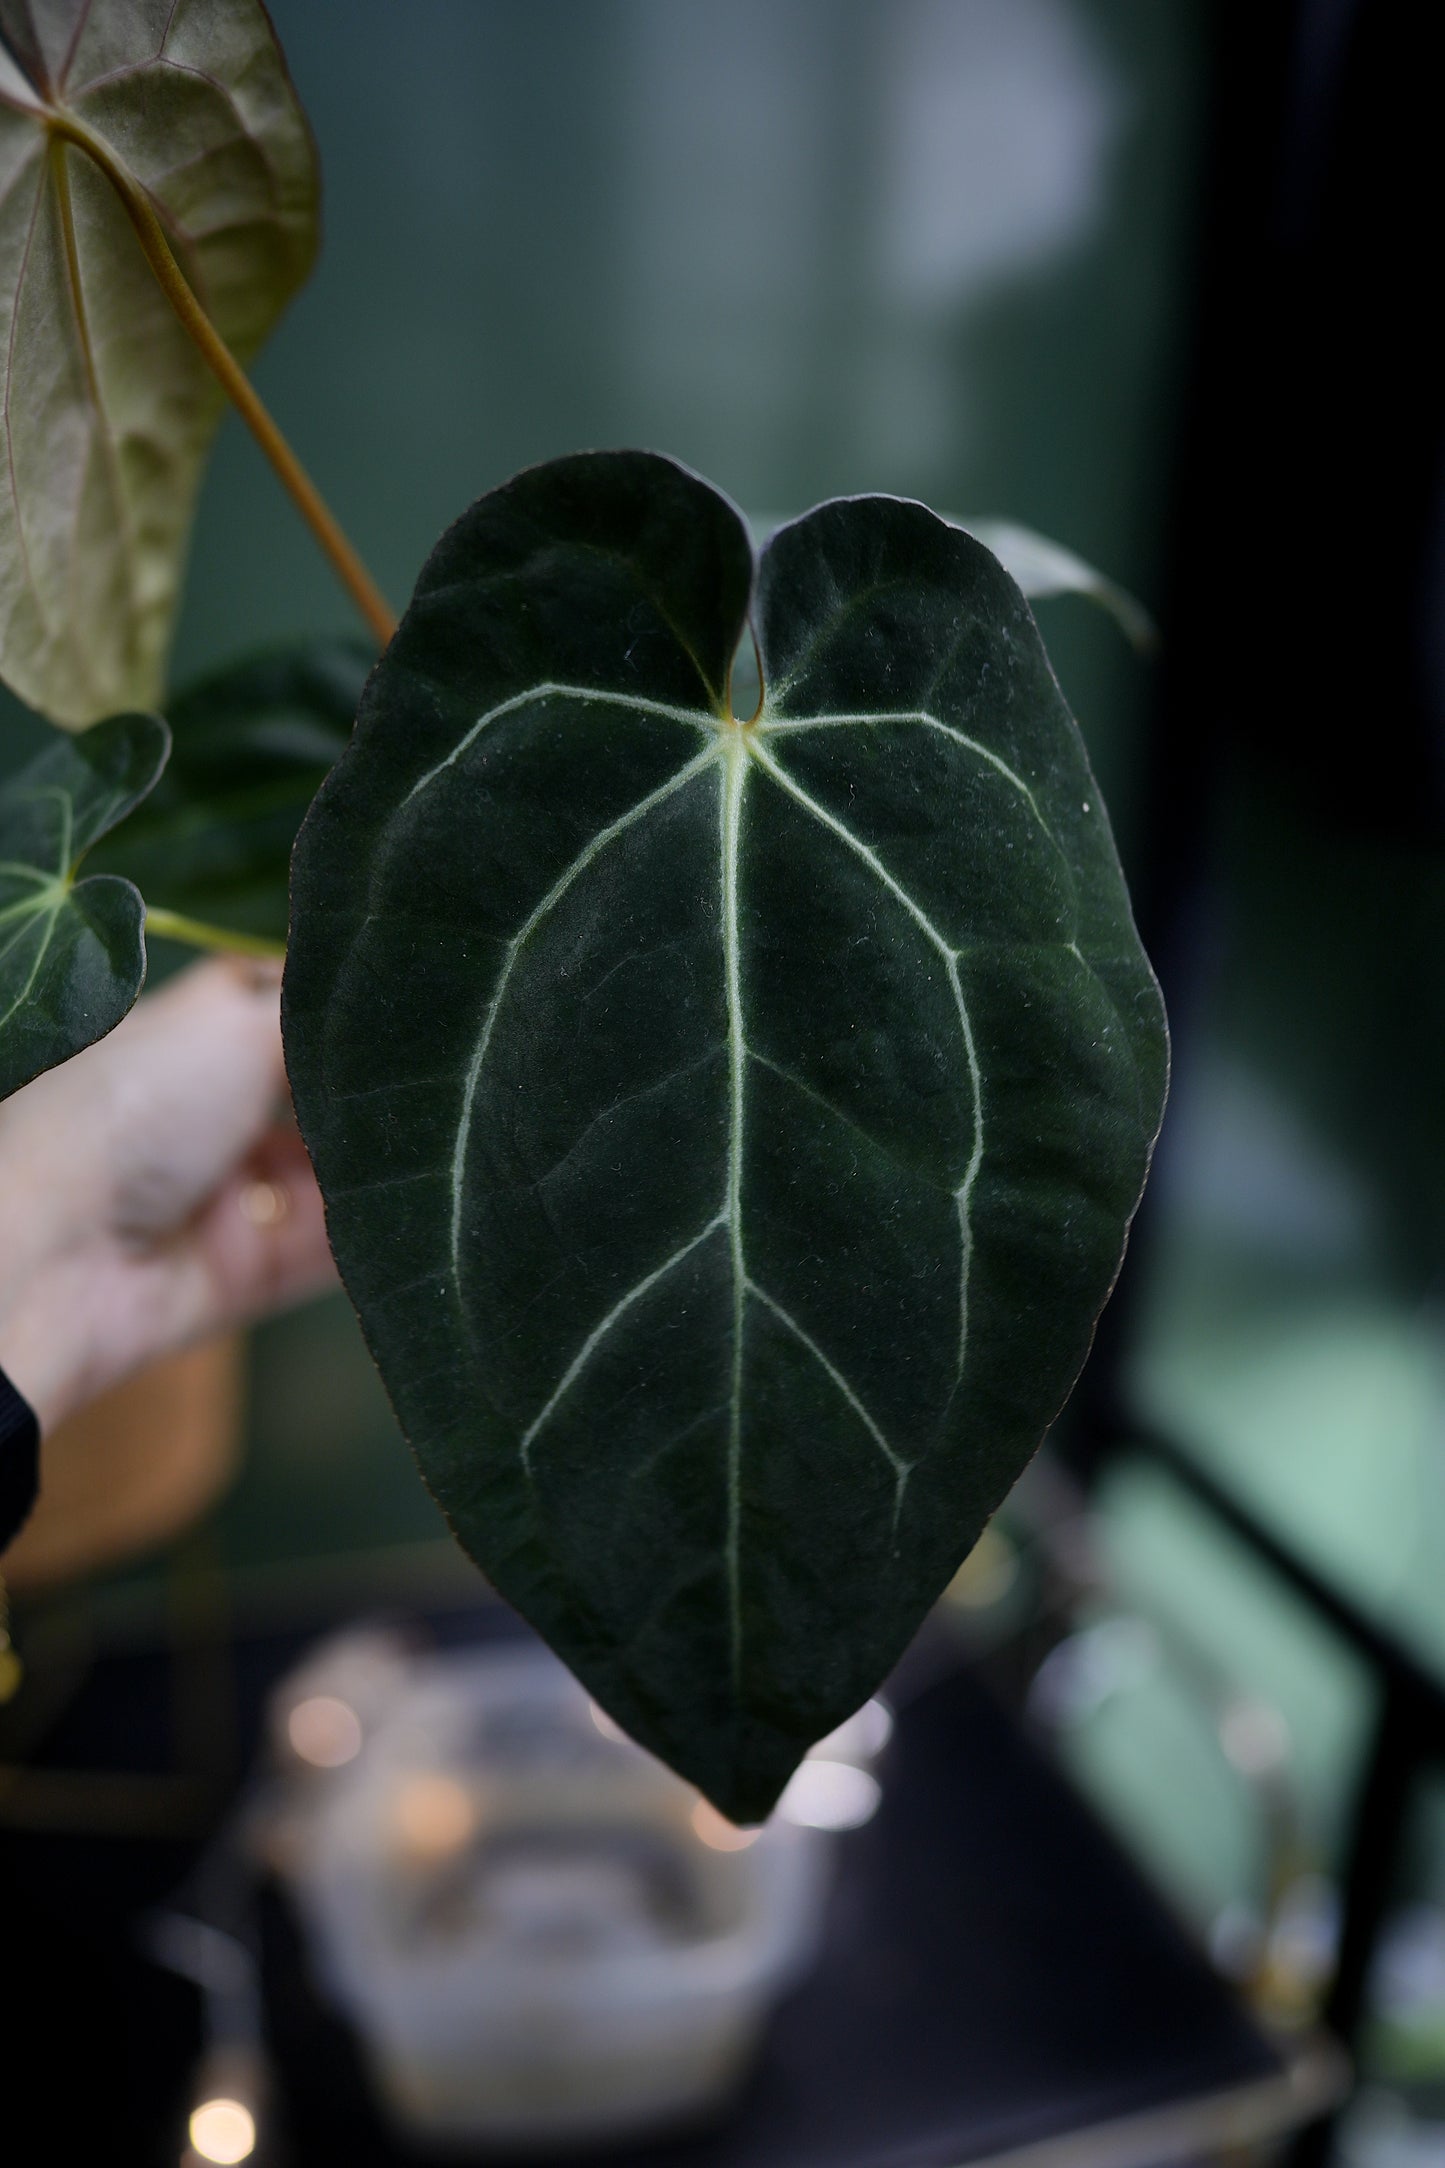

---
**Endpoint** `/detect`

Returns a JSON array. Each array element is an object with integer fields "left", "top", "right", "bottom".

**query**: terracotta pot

[{"left": 1, "top": 1335, "right": 244, "bottom": 1593}]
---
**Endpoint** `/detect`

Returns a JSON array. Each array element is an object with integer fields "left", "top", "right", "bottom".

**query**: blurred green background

[
  {"left": 172, "top": 0, "right": 1206, "bottom": 1589},
  {"left": 9, "top": 3, "right": 1445, "bottom": 2130}
]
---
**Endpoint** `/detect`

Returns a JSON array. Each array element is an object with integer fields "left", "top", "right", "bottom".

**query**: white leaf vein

[
  {"left": 759, "top": 705, "right": 1067, "bottom": 875},
  {"left": 448, "top": 741, "right": 720, "bottom": 1277},
  {"left": 405, "top": 682, "right": 715, "bottom": 808},
  {"left": 518, "top": 1211, "right": 728, "bottom": 1472},
  {"left": 748, "top": 1280, "right": 911, "bottom": 1532},
  {"left": 750, "top": 737, "right": 983, "bottom": 1387},
  {"left": 721, "top": 739, "right": 748, "bottom": 1685},
  {"left": 749, "top": 1047, "right": 951, "bottom": 1193}
]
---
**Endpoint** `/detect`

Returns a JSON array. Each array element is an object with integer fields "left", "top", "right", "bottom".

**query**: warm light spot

[
  {"left": 691, "top": 1799, "right": 761, "bottom": 1851},
  {"left": 188, "top": 2098, "right": 256, "bottom": 2164},
  {"left": 392, "top": 1773, "right": 476, "bottom": 1858},
  {"left": 286, "top": 1694, "right": 363, "bottom": 1769},
  {"left": 779, "top": 1759, "right": 881, "bottom": 1832},
  {"left": 944, "top": 1525, "right": 1017, "bottom": 1610},
  {"left": 238, "top": 1177, "right": 289, "bottom": 1227}
]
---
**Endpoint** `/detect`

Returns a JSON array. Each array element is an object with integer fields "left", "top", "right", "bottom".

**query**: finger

[
  {"left": 187, "top": 1126, "right": 340, "bottom": 1327},
  {"left": 0, "top": 957, "right": 287, "bottom": 1268},
  {"left": 8, "top": 1128, "right": 338, "bottom": 1429},
  {"left": 102, "top": 960, "right": 292, "bottom": 1241},
  {"left": 106, "top": 1126, "right": 337, "bottom": 1364}
]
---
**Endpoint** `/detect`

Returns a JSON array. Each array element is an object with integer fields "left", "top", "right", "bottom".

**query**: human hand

[{"left": 0, "top": 957, "right": 336, "bottom": 1435}]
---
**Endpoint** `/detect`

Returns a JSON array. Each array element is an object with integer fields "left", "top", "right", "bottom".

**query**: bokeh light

[
  {"left": 286, "top": 1694, "right": 363, "bottom": 1768},
  {"left": 188, "top": 2097, "right": 256, "bottom": 2165},
  {"left": 779, "top": 1760, "right": 882, "bottom": 1832}
]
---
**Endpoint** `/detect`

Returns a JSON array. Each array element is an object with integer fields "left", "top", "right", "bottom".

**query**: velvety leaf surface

[
  {"left": 0, "top": 708, "right": 167, "bottom": 1097},
  {"left": 285, "top": 451, "right": 1168, "bottom": 1822},
  {"left": 88, "top": 639, "right": 363, "bottom": 944},
  {"left": 0, "top": 0, "right": 318, "bottom": 725}
]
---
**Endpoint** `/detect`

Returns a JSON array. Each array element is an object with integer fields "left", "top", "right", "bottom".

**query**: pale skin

[{"left": 0, "top": 957, "right": 336, "bottom": 1441}]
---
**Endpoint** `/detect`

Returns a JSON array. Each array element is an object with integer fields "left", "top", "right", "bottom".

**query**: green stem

[{"left": 144, "top": 908, "right": 286, "bottom": 962}]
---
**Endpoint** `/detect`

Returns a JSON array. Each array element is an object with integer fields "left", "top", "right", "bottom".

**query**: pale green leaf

[
  {"left": 962, "top": 518, "right": 1156, "bottom": 649},
  {"left": 0, "top": 0, "right": 318, "bottom": 726}
]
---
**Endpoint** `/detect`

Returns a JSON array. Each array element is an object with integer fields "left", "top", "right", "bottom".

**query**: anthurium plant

[{"left": 0, "top": 0, "right": 1167, "bottom": 1822}]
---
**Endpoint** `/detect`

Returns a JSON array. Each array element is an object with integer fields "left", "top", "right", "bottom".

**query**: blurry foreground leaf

[
  {"left": 90, "top": 640, "right": 365, "bottom": 946},
  {"left": 0, "top": 0, "right": 318, "bottom": 726},
  {"left": 0, "top": 711, "right": 168, "bottom": 1098},
  {"left": 286, "top": 452, "right": 1168, "bottom": 1821}
]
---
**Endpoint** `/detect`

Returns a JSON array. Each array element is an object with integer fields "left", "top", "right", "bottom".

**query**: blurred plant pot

[{"left": 1, "top": 1336, "right": 244, "bottom": 1593}]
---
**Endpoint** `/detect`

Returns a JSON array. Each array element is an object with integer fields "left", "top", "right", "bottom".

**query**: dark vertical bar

[
  {"left": 1074, "top": 0, "right": 1445, "bottom": 1465},
  {"left": 1288, "top": 1681, "right": 1421, "bottom": 2168}
]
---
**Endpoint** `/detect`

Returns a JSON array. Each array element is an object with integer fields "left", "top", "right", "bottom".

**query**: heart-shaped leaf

[
  {"left": 87, "top": 639, "right": 364, "bottom": 947},
  {"left": 284, "top": 452, "right": 1168, "bottom": 1822},
  {"left": 1, "top": 709, "right": 168, "bottom": 1099},
  {"left": 0, "top": 0, "right": 318, "bottom": 726}
]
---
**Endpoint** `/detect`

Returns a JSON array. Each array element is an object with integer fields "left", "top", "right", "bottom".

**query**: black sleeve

[{"left": 0, "top": 1365, "right": 39, "bottom": 1551}]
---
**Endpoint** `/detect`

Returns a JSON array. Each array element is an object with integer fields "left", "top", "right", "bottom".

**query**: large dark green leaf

[
  {"left": 87, "top": 640, "right": 364, "bottom": 946},
  {"left": 0, "top": 711, "right": 168, "bottom": 1098},
  {"left": 284, "top": 451, "right": 1168, "bottom": 1822}
]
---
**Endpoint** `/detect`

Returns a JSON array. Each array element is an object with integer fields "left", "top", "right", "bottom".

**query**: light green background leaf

[
  {"left": 962, "top": 519, "right": 1156, "bottom": 649},
  {"left": 285, "top": 452, "right": 1168, "bottom": 1821},
  {"left": 0, "top": 0, "right": 317, "bottom": 726},
  {"left": 748, "top": 511, "right": 1155, "bottom": 648},
  {"left": 0, "top": 708, "right": 167, "bottom": 1098}
]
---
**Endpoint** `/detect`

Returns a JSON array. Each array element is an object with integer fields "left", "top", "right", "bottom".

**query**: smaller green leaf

[
  {"left": 961, "top": 520, "right": 1157, "bottom": 650},
  {"left": 746, "top": 512, "right": 1155, "bottom": 647},
  {"left": 0, "top": 711, "right": 168, "bottom": 1100},
  {"left": 88, "top": 640, "right": 365, "bottom": 947}
]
